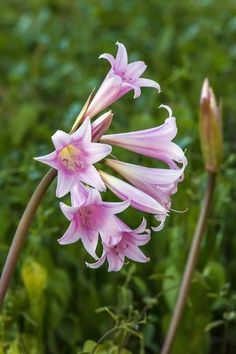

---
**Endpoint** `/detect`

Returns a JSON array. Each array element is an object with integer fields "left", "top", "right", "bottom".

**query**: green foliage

[{"left": 1, "top": 0, "right": 236, "bottom": 353}]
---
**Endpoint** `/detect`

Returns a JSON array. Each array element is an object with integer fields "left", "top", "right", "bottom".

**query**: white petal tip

[
  {"left": 34, "top": 156, "right": 45, "bottom": 162},
  {"left": 57, "top": 238, "right": 65, "bottom": 245},
  {"left": 159, "top": 104, "right": 173, "bottom": 118},
  {"left": 99, "top": 184, "right": 107, "bottom": 192}
]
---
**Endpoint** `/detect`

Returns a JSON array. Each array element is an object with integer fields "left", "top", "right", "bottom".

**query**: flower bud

[
  {"left": 199, "top": 78, "right": 222, "bottom": 172},
  {"left": 91, "top": 110, "right": 113, "bottom": 142}
]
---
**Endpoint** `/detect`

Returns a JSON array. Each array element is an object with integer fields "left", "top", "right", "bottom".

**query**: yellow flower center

[{"left": 59, "top": 144, "right": 84, "bottom": 171}]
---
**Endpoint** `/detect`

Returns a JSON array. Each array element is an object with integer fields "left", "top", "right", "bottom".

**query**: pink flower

[
  {"left": 58, "top": 186, "right": 130, "bottom": 258},
  {"left": 86, "top": 218, "right": 150, "bottom": 272},
  {"left": 34, "top": 118, "right": 111, "bottom": 198},
  {"left": 99, "top": 170, "right": 167, "bottom": 217},
  {"left": 101, "top": 105, "right": 187, "bottom": 168},
  {"left": 99, "top": 105, "right": 187, "bottom": 231},
  {"left": 86, "top": 42, "right": 160, "bottom": 118},
  {"left": 105, "top": 159, "right": 184, "bottom": 231}
]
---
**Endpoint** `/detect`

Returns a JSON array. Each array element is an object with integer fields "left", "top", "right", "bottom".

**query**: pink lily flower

[
  {"left": 105, "top": 159, "right": 185, "bottom": 231},
  {"left": 58, "top": 186, "right": 130, "bottom": 258},
  {"left": 86, "top": 218, "right": 150, "bottom": 272},
  {"left": 86, "top": 42, "right": 160, "bottom": 118},
  {"left": 34, "top": 118, "right": 111, "bottom": 198},
  {"left": 101, "top": 105, "right": 187, "bottom": 168},
  {"left": 99, "top": 170, "right": 167, "bottom": 217}
]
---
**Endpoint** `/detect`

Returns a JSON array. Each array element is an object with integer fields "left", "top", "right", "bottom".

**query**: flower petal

[
  {"left": 86, "top": 254, "right": 107, "bottom": 269},
  {"left": 152, "top": 214, "right": 167, "bottom": 232},
  {"left": 86, "top": 76, "right": 123, "bottom": 118},
  {"left": 80, "top": 228, "right": 99, "bottom": 259},
  {"left": 71, "top": 117, "right": 91, "bottom": 144},
  {"left": 136, "top": 77, "right": 161, "bottom": 92},
  {"left": 86, "top": 142, "right": 112, "bottom": 164},
  {"left": 60, "top": 202, "right": 77, "bottom": 221},
  {"left": 70, "top": 183, "right": 89, "bottom": 207},
  {"left": 125, "top": 61, "right": 147, "bottom": 79},
  {"left": 99, "top": 53, "right": 115, "bottom": 67},
  {"left": 34, "top": 151, "right": 58, "bottom": 169},
  {"left": 102, "top": 199, "right": 130, "bottom": 215},
  {"left": 51, "top": 130, "right": 71, "bottom": 150},
  {"left": 100, "top": 215, "right": 127, "bottom": 242},
  {"left": 106, "top": 159, "right": 184, "bottom": 185},
  {"left": 99, "top": 170, "right": 166, "bottom": 214},
  {"left": 132, "top": 218, "right": 147, "bottom": 234},
  {"left": 57, "top": 221, "right": 80, "bottom": 245},
  {"left": 107, "top": 250, "right": 124, "bottom": 272},
  {"left": 116, "top": 81, "right": 141, "bottom": 99},
  {"left": 79, "top": 165, "right": 106, "bottom": 191},
  {"left": 101, "top": 116, "right": 178, "bottom": 145},
  {"left": 84, "top": 187, "right": 102, "bottom": 205},
  {"left": 129, "top": 231, "right": 151, "bottom": 246},
  {"left": 133, "top": 86, "right": 142, "bottom": 99},
  {"left": 115, "top": 42, "right": 128, "bottom": 73},
  {"left": 124, "top": 245, "right": 149, "bottom": 263},
  {"left": 56, "top": 171, "right": 75, "bottom": 198}
]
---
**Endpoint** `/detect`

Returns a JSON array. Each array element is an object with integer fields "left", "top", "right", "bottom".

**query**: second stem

[{"left": 160, "top": 172, "right": 216, "bottom": 354}]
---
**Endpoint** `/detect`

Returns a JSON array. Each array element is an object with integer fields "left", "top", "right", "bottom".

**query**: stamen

[
  {"left": 170, "top": 207, "right": 188, "bottom": 214},
  {"left": 59, "top": 144, "right": 84, "bottom": 172},
  {"left": 78, "top": 205, "right": 99, "bottom": 230}
]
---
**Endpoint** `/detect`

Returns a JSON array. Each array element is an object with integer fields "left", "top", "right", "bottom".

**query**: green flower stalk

[{"left": 200, "top": 78, "right": 223, "bottom": 172}]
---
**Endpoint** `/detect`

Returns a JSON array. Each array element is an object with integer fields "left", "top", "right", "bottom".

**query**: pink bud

[{"left": 91, "top": 111, "right": 113, "bottom": 142}]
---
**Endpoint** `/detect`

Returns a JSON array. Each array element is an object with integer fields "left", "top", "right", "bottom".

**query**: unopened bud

[
  {"left": 199, "top": 78, "right": 222, "bottom": 172},
  {"left": 91, "top": 110, "right": 113, "bottom": 142}
]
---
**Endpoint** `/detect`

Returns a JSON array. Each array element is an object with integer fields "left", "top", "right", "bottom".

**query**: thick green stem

[
  {"left": 0, "top": 168, "right": 56, "bottom": 308},
  {"left": 160, "top": 172, "right": 216, "bottom": 354}
]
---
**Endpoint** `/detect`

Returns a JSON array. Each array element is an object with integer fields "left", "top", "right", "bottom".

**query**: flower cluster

[{"left": 35, "top": 42, "right": 187, "bottom": 271}]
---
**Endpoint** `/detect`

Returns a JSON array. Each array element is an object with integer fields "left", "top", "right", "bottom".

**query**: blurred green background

[{"left": 0, "top": 0, "right": 236, "bottom": 353}]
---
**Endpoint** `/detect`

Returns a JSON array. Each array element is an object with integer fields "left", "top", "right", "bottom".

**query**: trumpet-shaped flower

[
  {"left": 105, "top": 159, "right": 184, "bottom": 230},
  {"left": 99, "top": 170, "right": 167, "bottom": 218},
  {"left": 58, "top": 186, "right": 130, "bottom": 258},
  {"left": 86, "top": 42, "right": 160, "bottom": 118},
  {"left": 86, "top": 218, "right": 150, "bottom": 271},
  {"left": 35, "top": 118, "right": 111, "bottom": 198},
  {"left": 101, "top": 105, "right": 187, "bottom": 168}
]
